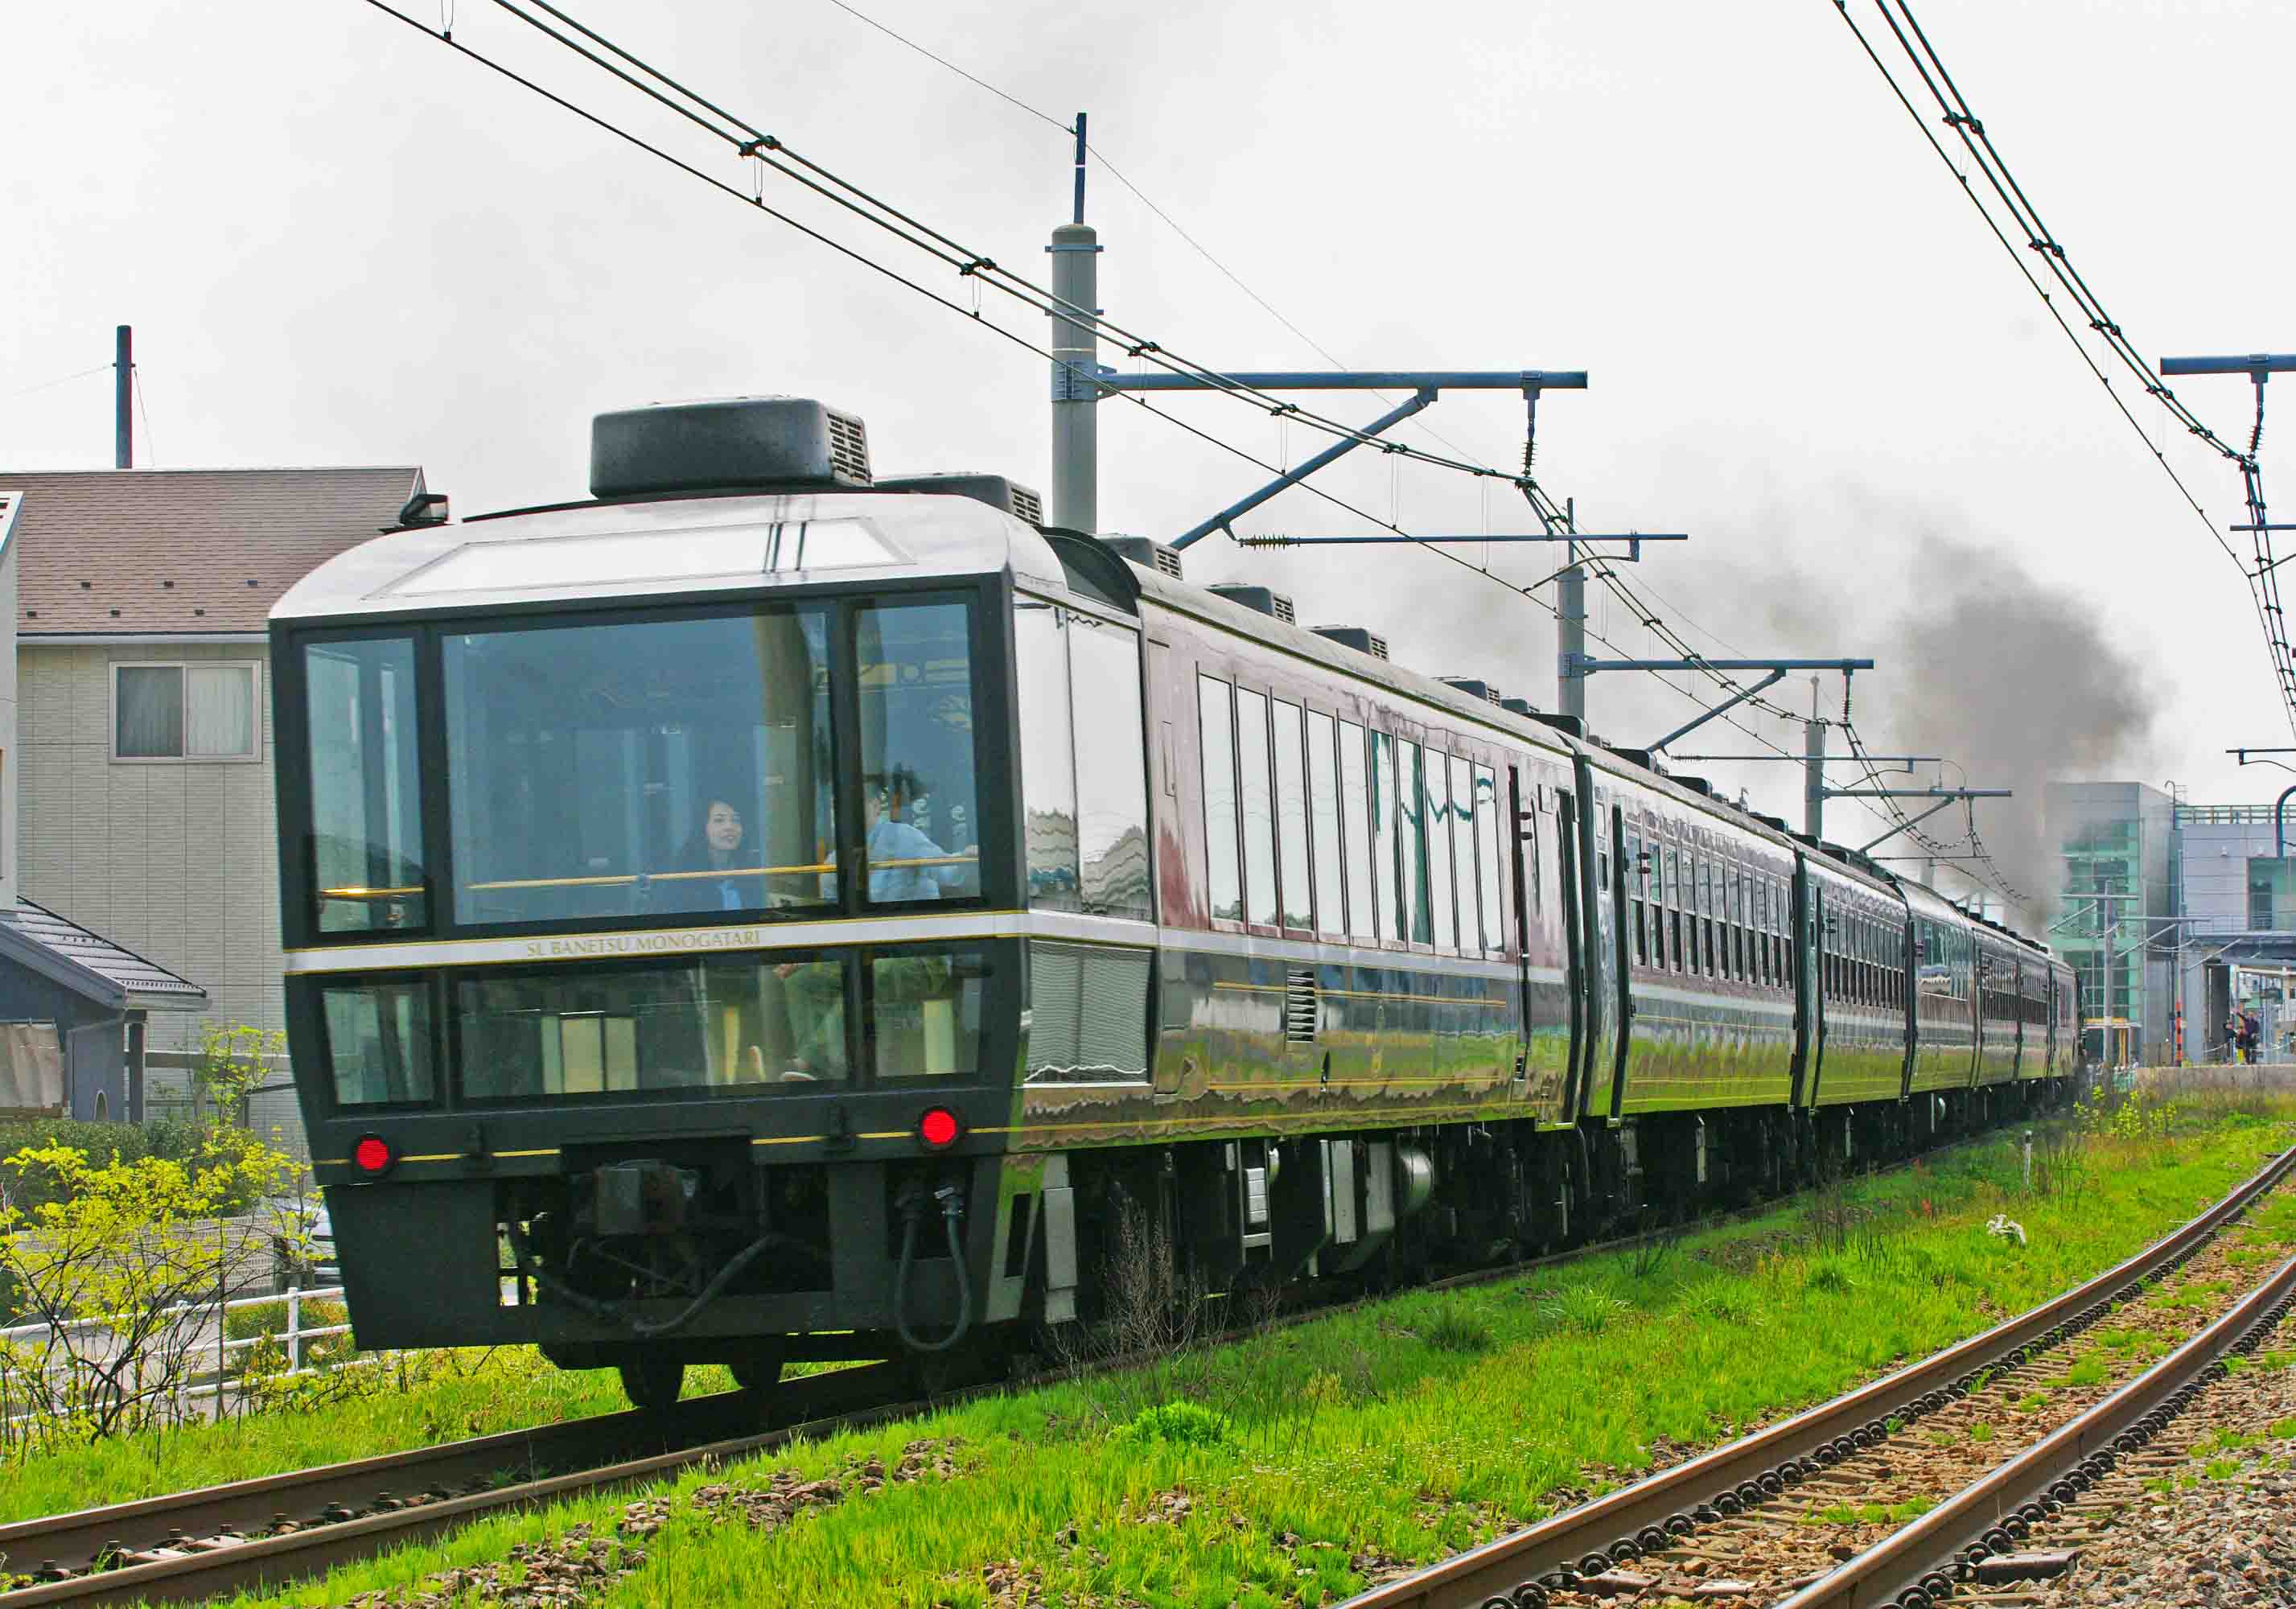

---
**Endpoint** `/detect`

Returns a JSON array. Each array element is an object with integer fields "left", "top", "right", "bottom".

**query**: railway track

[
  {"left": 1340, "top": 1141, "right": 2296, "bottom": 1609},
  {"left": 0, "top": 1117, "right": 2072, "bottom": 1607}
]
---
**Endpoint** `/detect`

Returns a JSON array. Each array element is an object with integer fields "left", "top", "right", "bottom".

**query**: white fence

[{"left": 1, "top": 1283, "right": 358, "bottom": 1434}]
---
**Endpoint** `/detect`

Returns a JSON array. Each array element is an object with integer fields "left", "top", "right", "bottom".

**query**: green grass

[
  {"left": 1801, "top": 1495, "right": 1934, "bottom": 1526},
  {"left": 160, "top": 1108, "right": 2294, "bottom": 1609},
  {"left": 2051, "top": 1356, "right": 2109, "bottom": 1389},
  {"left": 1969, "top": 1422, "right": 1995, "bottom": 1443}
]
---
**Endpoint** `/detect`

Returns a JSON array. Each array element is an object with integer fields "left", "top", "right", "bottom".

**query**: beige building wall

[{"left": 17, "top": 641, "right": 284, "bottom": 1056}]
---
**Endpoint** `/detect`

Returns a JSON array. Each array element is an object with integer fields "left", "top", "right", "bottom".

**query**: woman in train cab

[{"left": 657, "top": 796, "right": 766, "bottom": 914}]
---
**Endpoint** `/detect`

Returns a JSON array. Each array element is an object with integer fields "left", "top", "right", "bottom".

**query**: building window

[{"left": 113, "top": 662, "right": 261, "bottom": 761}]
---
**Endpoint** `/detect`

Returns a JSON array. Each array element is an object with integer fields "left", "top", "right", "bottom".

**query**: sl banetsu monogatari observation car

[{"left": 272, "top": 397, "right": 2076, "bottom": 1409}]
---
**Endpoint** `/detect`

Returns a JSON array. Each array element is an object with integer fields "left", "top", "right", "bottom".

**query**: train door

[
  {"left": 1507, "top": 767, "right": 1541, "bottom": 1101},
  {"left": 1807, "top": 879, "right": 1830, "bottom": 1107},
  {"left": 1605, "top": 802, "right": 1633, "bottom": 1121},
  {"left": 1574, "top": 773, "right": 1621, "bottom": 1121},
  {"left": 1553, "top": 784, "right": 1587, "bottom": 1119},
  {"left": 1788, "top": 857, "right": 1814, "bottom": 1106}
]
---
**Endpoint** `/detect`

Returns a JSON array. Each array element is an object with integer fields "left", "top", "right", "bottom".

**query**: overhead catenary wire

[
  {"left": 6, "top": 364, "right": 111, "bottom": 400},
  {"left": 349, "top": 0, "right": 1653, "bottom": 679},
  {"left": 353, "top": 0, "right": 2013, "bottom": 899},
  {"left": 809, "top": 0, "right": 1511, "bottom": 479},
  {"left": 468, "top": 0, "right": 1544, "bottom": 495},
  {"left": 1829, "top": 0, "right": 2294, "bottom": 738}
]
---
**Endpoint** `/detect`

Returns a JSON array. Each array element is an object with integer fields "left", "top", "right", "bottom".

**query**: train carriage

[{"left": 274, "top": 396, "right": 2077, "bottom": 1407}]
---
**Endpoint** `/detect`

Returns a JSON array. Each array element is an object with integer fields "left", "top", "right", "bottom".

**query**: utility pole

[
  {"left": 1047, "top": 115, "right": 1097, "bottom": 533},
  {"left": 114, "top": 325, "right": 133, "bottom": 470},
  {"left": 1559, "top": 500, "right": 1585, "bottom": 723},
  {"left": 1804, "top": 685, "right": 1827, "bottom": 841}
]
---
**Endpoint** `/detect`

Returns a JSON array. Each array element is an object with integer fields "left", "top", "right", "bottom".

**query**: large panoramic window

[
  {"left": 453, "top": 948, "right": 989, "bottom": 1098},
  {"left": 306, "top": 637, "right": 426, "bottom": 933},
  {"left": 444, "top": 606, "right": 845, "bottom": 927}
]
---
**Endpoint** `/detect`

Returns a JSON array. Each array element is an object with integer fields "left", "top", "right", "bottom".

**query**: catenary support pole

[
  {"left": 1558, "top": 500, "right": 1585, "bottom": 722},
  {"left": 114, "top": 325, "right": 132, "bottom": 470},
  {"left": 1047, "top": 114, "right": 1097, "bottom": 533},
  {"left": 1804, "top": 716, "right": 1827, "bottom": 840}
]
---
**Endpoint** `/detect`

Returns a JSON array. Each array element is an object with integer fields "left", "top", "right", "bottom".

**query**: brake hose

[
  {"left": 505, "top": 1216, "right": 809, "bottom": 1339},
  {"left": 893, "top": 1183, "right": 973, "bottom": 1354}
]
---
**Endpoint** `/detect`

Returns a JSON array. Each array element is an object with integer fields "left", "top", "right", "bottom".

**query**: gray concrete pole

[
  {"left": 1557, "top": 535, "right": 1586, "bottom": 722},
  {"left": 115, "top": 325, "right": 132, "bottom": 470},
  {"left": 1804, "top": 717, "right": 1827, "bottom": 840},
  {"left": 1048, "top": 220, "right": 1099, "bottom": 533}
]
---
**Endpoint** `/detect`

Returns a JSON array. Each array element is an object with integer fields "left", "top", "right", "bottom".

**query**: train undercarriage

[{"left": 430, "top": 1080, "right": 2074, "bottom": 1411}]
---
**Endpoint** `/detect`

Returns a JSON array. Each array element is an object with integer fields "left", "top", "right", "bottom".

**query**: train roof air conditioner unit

[
  {"left": 1440, "top": 677, "right": 1504, "bottom": 705},
  {"left": 1097, "top": 535, "right": 1184, "bottom": 578},
  {"left": 1311, "top": 624, "right": 1388, "bottom": 660},
  {"left": 876, "top": 472, "right": 1042, "bottom": 525},
  {"left": 1209, "top": 583, "right": 1296, "bottom": 624},
  {"left": 590, "top": 396, "right": 872, "bottom": 499}
]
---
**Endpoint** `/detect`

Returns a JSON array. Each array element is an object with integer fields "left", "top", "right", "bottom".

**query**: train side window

[
  {"left": 1425, "top": 751, "right": 1458, "bottom": 950},
  {"left": 1271, "top": 699, "right": 1314, "bottom": 932},
  {"left": 1397, "top": 738, "right": 1431, "bottom": 945},
  {"left": 1340, "top": 720, "right": 1378, "bottom": 942},
  {"left": 1306, "top": 710, "right": 1348, "bottom": 939},
  {"left": 1063, "top": 615, "right": 1150, "bottom": 919},
  {"left": 1669, "top": 848, "right": 1685, "bottom": 973},
  {"left": 1474, "top": 763, "right": 1505, "bottom": 953},
  {"left": 1451, "top": 755, "right": 1481, "bottom": 954},
  {"left": 1234, "top": 689, "right": 1278, "bottom": 926},
  {"left": 1369, "top": 731, "right": 1401, "bottom": 945},
  {"left": 1196, "top": 677, "right": 1243, "bottom": 922},
  {"left": 1627, "top": 829, "right": 1648, "bottom": 967}
]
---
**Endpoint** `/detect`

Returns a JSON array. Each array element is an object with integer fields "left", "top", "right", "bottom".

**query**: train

[{"left": 272, "top": 394, "right": 2078, "bottom": 1409}]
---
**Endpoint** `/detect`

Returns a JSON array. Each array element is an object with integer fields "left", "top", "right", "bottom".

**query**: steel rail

[
  {"left": 1777, "top": 1249, "right": 2296, "bottom": 1609},
  {"left": 0, "top": 1117, "right": 2051, "bottom": 1607},
  {"left": 1339, "top": 1142, "right": 2296, "bottom": 1609},
  {"left": 0, "top": 1364, "right": 907, "bottom": 1607}
]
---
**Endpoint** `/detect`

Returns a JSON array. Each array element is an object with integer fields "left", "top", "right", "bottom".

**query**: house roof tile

[
  {"left": 0, "top": 467, "right": 423, "bottom": 635},
  {"left": 0, "top": 899, "right": 208, "bottom": 1013}
]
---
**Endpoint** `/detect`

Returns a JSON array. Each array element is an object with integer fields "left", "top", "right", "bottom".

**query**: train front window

[
  {"left": 854, "top": 603, "right": 984, "bottom": 903},
  {"left": 442, "top": 607, "right": 839, "bottom": 926},
  {"left": 306, "top": 637, "right": 427, "bottom": 933},
  {"left": 453, "top": 946, "right": 990, "bottom": 1099}
]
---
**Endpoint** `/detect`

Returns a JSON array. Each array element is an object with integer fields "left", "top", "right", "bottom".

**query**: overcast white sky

[{"left": 8, "top": 0, "right": 2291, "bottom": 916}]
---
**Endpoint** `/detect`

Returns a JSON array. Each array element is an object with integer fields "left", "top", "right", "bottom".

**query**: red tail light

[
  {"left": 917, "top": 1107, "right": 961, "bottom": 1150},
  {"left": 352, "top": 1134, "right": 395, "bottom": 1178}
]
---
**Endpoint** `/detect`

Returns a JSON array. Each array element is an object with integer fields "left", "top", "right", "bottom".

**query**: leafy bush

[
  {"left": 222, "top": 1296, "right": 349, "bottom": 1344},
  {"left": 0, "top": 1117, "right": 273, "bottom": 1216},
  {"left": 1114, "top": 1400, "right": 1231, "bottom": 1446},
  {"left": 0, "top": 1135, "right": 306, "bottom": 1446}
]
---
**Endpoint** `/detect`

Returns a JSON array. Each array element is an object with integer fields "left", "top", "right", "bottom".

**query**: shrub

[
  {"left": 222, "top": 1296, "right": 350, "bottom": 1343},
  {"left": 1539, "top": 1282, "right": 1629, "bottom": 1334},
  {"left": 1420, "top": 1307, "right": 1496, "bottom": 1355},
  {"left": 1115, "top": 1400, "right": 1231, "bottom": 1446},
  {"left": 0, "top": 1117, "right": 277, "bottom": 1215},
  {"left": 0, "top": 1134, "right": 307, "bottom": 1446}
]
